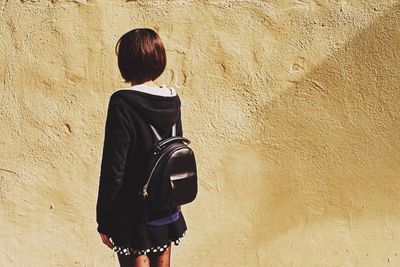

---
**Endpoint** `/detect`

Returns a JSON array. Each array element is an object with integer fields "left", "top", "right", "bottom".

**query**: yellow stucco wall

[{"left": 1, "top": 1, "right": 399, "bottom": 266}]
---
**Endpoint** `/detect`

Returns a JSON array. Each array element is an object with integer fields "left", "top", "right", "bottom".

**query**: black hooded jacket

[{"left": 96, "top": 87, "right": 183, "bottom": 237}]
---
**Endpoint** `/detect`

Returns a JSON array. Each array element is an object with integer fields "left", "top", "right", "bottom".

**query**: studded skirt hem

[{"left": 110, "top": 231, "right": 186, "bottom": 256}]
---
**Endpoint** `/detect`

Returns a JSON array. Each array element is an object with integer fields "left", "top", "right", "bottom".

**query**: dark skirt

[{"left": 109, "top": 211, "right": 187, "bottom": 256}]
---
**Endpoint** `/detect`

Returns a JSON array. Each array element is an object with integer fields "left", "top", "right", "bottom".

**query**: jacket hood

[{"left": 111, "top": 86, "right": 181, "bottom": 129}]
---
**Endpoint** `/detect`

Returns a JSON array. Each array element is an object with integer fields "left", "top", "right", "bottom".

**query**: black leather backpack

[{"left": 141, "top": 123, "right": 197, "bottom": 211}]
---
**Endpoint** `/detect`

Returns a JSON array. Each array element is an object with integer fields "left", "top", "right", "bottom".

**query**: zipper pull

[{"left": 142, "top": 187, "right": 148, "bottom": 198}]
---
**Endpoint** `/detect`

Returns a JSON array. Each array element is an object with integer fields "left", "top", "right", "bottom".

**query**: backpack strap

[
  {"left": 149, "top": 123, "right": 177, "bottom": 141},
  {"left": 172, "top": 123, "right": 176, "bottom": 137},
  {"left": 149, "top": 124, "right": 162, "bottom": 141}
]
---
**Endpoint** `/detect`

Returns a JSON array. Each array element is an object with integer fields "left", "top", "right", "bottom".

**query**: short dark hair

[{"left": 115, "top": 28, "right": 167, "bottom": 84}]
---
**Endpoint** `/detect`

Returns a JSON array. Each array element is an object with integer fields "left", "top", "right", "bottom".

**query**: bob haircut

[{"left": 115, "top": 28, "right": 167, "bottom": 84}]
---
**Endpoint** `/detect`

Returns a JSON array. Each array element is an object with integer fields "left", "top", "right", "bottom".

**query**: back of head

[{"left": 115, "top": 28, "right": 167, "bottom": 84}]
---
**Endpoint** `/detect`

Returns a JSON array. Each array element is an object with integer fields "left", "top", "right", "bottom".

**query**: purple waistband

[{"left": 147, "top": 211, "right": 180, "bottom": 226}]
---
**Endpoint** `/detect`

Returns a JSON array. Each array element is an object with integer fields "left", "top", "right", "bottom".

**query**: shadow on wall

[{"left": 219, "top": 2, "right": 400, "bottom": 254}]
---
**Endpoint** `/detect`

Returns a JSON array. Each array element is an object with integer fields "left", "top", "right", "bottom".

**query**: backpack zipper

[{"left": 142, "top": 144, "right": 187, "bottom": 198}]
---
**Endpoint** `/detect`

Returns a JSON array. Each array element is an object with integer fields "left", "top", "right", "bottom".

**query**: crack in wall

[
  {"left": 17, "top": 0, "right": 89, "bottom": 5},
  {"left": 0, "top": 168, "right": 19, "bottom": 176}
]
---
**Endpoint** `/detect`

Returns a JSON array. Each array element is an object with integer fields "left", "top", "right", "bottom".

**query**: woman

[{"left": 96, "top": 28, "right": 187, "bottom": 267}]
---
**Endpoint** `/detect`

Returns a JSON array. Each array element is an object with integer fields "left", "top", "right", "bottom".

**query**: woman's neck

[{"left": 131, "top": 80, "right": 161, "bottom": 87}]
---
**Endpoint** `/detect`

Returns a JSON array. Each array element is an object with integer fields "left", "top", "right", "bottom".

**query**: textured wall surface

[{"left": 1, "top": 0, "right": 400, "bottom": 266}]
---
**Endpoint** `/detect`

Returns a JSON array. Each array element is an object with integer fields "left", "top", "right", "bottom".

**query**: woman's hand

[{"left": 99, "top": 232, "right": 113, "bottom": 249}]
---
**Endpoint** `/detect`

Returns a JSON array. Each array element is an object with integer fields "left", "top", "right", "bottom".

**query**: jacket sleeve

[{"left": 96, "top": 95, "right": 135, "bottom": 234}]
